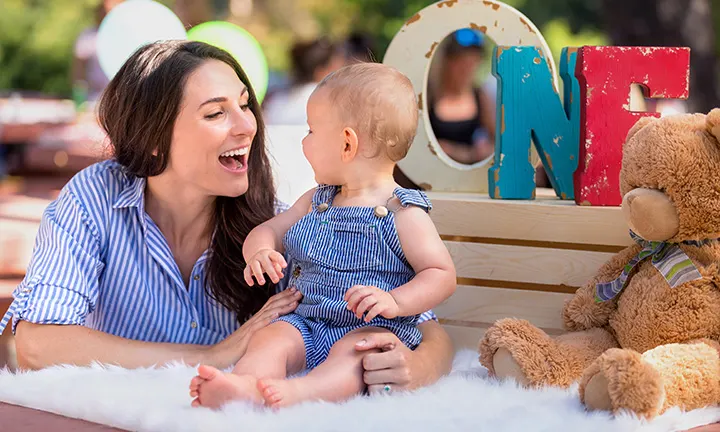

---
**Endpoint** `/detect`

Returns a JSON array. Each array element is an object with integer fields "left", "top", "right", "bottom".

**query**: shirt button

[
  {"left": 193, "top": 274, "right": 200, "bottom": 281},
  {"left": 190, "top": 321, "right": 198, "bottom": 329}
]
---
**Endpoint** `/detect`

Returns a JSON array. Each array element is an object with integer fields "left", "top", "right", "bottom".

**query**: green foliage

[
  {"left": 0, "top": 0, "right": 99, "bottom": 96},
  {"left": 306, "top": 0, "right": 606, "bottom": 65},
  {"left": 0, "top": 0, "right": 669, "bottom": 96}
]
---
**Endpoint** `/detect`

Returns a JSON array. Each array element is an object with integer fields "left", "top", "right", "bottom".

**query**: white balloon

[{"left": 97, "top": 0, "right": 187, "bottom": 80}]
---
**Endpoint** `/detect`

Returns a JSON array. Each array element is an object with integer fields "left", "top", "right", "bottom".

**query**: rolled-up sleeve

[
  {"left": 417, "top": 310, "right": 438, "bottom": 324},
  {"left": 10, "top": 190, "right": 103, "bottom": 333}
]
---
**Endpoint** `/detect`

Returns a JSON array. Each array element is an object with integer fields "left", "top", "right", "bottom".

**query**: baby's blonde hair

[{"left": 315, "top": 62, "right": 418, "bottom": 162}]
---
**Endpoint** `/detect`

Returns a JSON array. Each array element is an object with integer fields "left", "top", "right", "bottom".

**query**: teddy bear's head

[{"left": 619, "top": 109, "right": 720, "bottom": 243}]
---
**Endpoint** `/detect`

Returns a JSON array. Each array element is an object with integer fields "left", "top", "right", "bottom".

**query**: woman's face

[
  {"left": 167, "top": 59, "right": 257, "bottom": 198},
  {"left": 445, "top": 51, "right": 482, "bottom": 89}
]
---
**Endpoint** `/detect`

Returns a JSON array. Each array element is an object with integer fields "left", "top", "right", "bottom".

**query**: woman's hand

[
  {"left": 355, "top": 332, "right": 424, "bottom": 394},
  {"left": 355, "top": 322, "right": 454, "bottom": 395},
  {"left": 209, "top": 287, "right": 301, "bottom": 368}
]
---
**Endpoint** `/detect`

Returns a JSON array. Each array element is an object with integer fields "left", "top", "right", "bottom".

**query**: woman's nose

[{"left": 229, "top": 109, "right": 256, "bottom": 137}]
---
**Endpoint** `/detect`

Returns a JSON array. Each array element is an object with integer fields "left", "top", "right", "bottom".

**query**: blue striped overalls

[{"left": 276, "top": 185, "right": 432, "bottom": 369}]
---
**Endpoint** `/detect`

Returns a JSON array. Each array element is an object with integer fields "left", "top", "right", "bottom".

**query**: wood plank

[
  {"left": 441, "top": 322, "right": 567, "bottom": 350},
  {"left": 442, "top": 323, "right": 486, "bottom": 350},
  {"left": 435, "top": 285, "right": 571, "bottom": 331},
  {"left": 445, "top": 241, "right": 613, "bottom": 288},
  {"left": 0, "top": 402, "right": 125, "bottom": 431},
  {"left": 427, "top": 192, "right": 632, "bottom": 247}
]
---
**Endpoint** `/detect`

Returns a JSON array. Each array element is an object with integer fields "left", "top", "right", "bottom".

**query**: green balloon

[{"left": 188, "top": 21, "right": 269, "bottom": 103}]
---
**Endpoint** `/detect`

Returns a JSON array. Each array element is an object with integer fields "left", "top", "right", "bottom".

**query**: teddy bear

[{"left": 478, "top": 109, "right": 720, "bottom": 419}]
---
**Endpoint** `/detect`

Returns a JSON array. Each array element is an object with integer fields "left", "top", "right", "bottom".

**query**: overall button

[
  {"left": 190, "top": 321, "right": 198, "bottom": 329},
  {"left": 317, "top": 202, "right": 329, "bottom": 213},
  {"left": 374, "top": 205, "right": 389, "bottom": 218},
  {"left": 293, "top": 266, "right": 301, "bottom": 278},
  {"left": 193, "top": 274, "right": 200, "bottom": 281}
]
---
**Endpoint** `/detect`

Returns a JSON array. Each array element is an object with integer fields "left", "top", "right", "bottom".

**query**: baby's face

[{"left": 303, "top": 89, "right": 346, "bottom": 185}]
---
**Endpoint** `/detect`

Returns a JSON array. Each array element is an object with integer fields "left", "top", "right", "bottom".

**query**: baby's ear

[
  {"left": 625, "top": 116, "right": 657, "bottom": 143},
  {"left": 706, "top": 108, "right": 720, "bottom": 144}
]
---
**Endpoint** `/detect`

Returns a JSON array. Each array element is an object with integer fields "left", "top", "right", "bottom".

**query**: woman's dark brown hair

[{"left": 98, "top": 40, "right": 276, "bottom": 322}]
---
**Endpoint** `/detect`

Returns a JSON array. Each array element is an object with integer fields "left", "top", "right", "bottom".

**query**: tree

[{"left": 0, "top": 0, "right": 98, "bottom": 97}]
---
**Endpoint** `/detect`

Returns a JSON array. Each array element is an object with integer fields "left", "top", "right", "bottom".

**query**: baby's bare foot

[
  {"left": 257, "top": 378, "right": 306, "bottom": 409},
  {"left": 190, "top": 365, "right": 263, "bottom": 409}
]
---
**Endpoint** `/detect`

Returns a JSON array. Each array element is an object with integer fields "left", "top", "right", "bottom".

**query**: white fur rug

[{"left": 1, "top": 349, "right": 719, "bottom": 432}]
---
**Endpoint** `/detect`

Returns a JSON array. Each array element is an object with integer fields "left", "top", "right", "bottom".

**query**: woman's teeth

[{"left": 219, "top": 147, "right": 249, "bottom": 158}]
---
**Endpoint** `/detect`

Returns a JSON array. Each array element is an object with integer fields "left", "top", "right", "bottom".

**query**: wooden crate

[
  {"left": 427, "top": 189, "right": 632, "bottom": 349},
  {"left": 0, "top": 188, "right": 633, "bottom": 354}
]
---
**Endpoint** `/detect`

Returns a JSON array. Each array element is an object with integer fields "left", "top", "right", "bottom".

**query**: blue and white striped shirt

[{"left": 0, "top": 160, "right": 434, "bottom": 343}]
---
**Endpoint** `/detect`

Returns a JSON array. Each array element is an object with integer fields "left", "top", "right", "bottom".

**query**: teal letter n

[{"left": 489, "top": 46, "right": 579, "bottom": 200}]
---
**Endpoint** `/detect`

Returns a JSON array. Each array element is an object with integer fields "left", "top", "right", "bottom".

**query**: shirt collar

[
  {"left": 110, "top": 169, "right": 212, "bottom": 269},
  {"left": 112, "top": 173, "right": 146, "bottom": 210}
]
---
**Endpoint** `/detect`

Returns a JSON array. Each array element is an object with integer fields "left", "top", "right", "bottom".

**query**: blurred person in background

[
  {"left": 428, "top": 29, "right": 495, "bottom": 165},
  {"left": 71, "top": 0, "right": 124, "bottom": 105},
  {"left": 263, "top": 37, "right": 345, "bottom": 125}
]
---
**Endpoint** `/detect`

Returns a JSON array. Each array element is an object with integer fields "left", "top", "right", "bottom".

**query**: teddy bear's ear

[
  {"left": 706, "top": 108, "right": 720, "bottom": 144},
  {"left": 625, "top": 116, "right": 656, "bottom": 143}
]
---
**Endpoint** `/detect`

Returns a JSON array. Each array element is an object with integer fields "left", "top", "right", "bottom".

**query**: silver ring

[{"left": 383, "top": 384, "right": 392, "bottom": 393}]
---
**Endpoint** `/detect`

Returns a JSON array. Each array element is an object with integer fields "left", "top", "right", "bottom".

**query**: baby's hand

[
  {"left": 344, "top": 285, "right": 400, "bottom": 322},
  {"left": 244, "top": 249, "right": 287, "bottom": 286}
]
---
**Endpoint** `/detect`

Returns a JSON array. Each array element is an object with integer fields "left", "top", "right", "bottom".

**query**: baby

[{"left": 189, "top": 62, "right": 456, "bottom": 409}]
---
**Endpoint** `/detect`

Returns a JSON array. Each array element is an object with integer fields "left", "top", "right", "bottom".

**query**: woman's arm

[
  {"left": 15, "top": 322, "right": 210, "bottom": 370},
  {"left": 15, "top": 288, "right": 302, "bottom": 370},
  {"left": 355, "top": 320, "right": 454, "bottom": 392}
]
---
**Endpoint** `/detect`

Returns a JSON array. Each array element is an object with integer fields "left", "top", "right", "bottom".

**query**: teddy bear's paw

[
  {"left": 479, "top": 318, "right": 573, "bottom": 387},
  {"left": 580, "top": 348, "right": 664, "bottom": 419},
  {"left": 492, "top": 348, "right": 530, "bottom": 386}
]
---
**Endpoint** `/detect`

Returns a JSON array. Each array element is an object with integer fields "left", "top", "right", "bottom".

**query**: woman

[
  {"left": 429, "top": 29, "right": 496, "bottom": 164},
  {"left": 1, "top": 40, "right": 453, "bottom": 395}
]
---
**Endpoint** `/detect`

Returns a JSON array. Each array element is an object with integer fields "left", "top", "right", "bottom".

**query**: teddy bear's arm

[{"left": 563, "top": 244, "right": 643, "bottom": 331}]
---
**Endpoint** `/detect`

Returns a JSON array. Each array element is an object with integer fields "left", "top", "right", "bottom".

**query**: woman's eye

[
  {"left": 205, "top": 111, "right": 223, "bottom": 119},
  {"left": 240, "top": 103, "right": 250, "bottom": 111}
]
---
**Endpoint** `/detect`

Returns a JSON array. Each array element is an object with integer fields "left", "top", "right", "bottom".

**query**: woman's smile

[{"left": 218, "top": 145, "right": 250, "bottom": 173}]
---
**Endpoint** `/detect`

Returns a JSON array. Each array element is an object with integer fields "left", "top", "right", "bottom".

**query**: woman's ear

[{"left": 341, "top": 127, "right": 359, "bottom": 162}]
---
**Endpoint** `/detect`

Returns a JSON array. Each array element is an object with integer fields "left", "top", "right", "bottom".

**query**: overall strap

[
  {"left": 311, "top": 185, "right": 339, "bottom": 208},
  {"left": 393, "top": 188, "right": 432, "bottom": 212}
]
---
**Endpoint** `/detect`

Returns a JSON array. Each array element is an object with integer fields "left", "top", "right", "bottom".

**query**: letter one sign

[{"left": 383, "top": 0, "right": 690, "bottom": 206}]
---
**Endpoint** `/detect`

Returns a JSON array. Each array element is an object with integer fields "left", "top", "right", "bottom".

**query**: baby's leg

[
  {"left": 258, "top": 327, "right": 389, "bottom": 408},
  {"left": 190, "top": 321, "right": 305, "bottom": 408}
]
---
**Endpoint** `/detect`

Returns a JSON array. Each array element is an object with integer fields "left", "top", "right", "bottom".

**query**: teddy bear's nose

[{"left": 622, "top": 188, "right": 679, "bottom": 241}]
